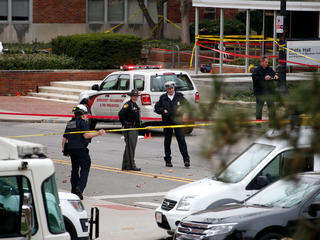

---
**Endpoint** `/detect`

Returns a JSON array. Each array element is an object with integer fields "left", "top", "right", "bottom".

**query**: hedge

[
  {"left": 51, "top": 33, "right": 142, "bottom": 69},
  {"left": 0, "top": 54, "right": 77, "bottom": 70}
]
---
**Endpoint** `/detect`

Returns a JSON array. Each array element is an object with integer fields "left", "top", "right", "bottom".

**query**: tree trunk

[
  {"left": 136, "top": 0, "right": 167, "bottom": 39},
  {"left": 180, "top": 0, "right": 192, "bottom": 44}
]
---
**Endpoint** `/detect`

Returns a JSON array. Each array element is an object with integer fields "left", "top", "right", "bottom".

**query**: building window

[
  {"left": 108, "top": 0, "right": 124, "bottom": 23},
  {"left": 0, "top": 0, "right": 8, "bottom": 21},
  {"left": 0, "top": 0, "right": 30, "bottom": 22},
  {"left": 12, "top": 0, "right": 29, "bottom": 21},
  {"left": 128, "top": 0, "right": 143, "bottom": 23},
  {"left": 87, "top": 0, "right": 157, "bottom": 24},
  {"left": 88, "top": 0, "right": 105, "bottom": 22}
]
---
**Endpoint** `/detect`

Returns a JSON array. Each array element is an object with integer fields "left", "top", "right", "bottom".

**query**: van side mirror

[
  {"left": 256, "top": 175, "right": 268, "bottom": 189},
  {"left": 308, "top": 203, "right": 320, "bottom": 217},
  {"left": 20, "top": 205, "right": 34, "bottom": 236},
  {"left": 92, "top": 84, "right": 100, "bottom": 91}
]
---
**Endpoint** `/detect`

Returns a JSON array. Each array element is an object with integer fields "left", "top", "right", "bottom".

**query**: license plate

[{"left": 155, "top": 212, "right": 162, "bottom": 224}]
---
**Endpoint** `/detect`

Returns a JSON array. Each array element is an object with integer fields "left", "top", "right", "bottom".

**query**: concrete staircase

[{"left": 28, "top": 81, "right": 100, "bottom": 103}]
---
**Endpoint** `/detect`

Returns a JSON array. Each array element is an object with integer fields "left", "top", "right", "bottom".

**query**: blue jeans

[{"left": 69, "top": 148, "right": 91, "bottom": 193}]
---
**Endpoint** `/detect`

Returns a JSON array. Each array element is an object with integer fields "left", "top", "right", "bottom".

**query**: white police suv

[{"left": 78, "top": 65, "right": 199, "bottom": 131}]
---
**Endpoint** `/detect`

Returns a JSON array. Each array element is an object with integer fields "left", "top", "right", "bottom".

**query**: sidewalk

[
  {"left": 0, "top": 96, "right": 75, "bottom": 122},
  {"left": 82, "top": 196, "right": 169, "bottom": 240}
]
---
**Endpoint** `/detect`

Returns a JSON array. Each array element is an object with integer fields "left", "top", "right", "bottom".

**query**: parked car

[
  {"left": 78, "top": 65, "right": 199, "bottom": 133},
  {"left": 174, "top": 172, "right": 320, "bottom": 240},
  {"left": 155, "top": 127, "right": 320, "bottom": 234}
]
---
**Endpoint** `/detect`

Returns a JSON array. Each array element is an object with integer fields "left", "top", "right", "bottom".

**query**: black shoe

[
  {"left": 131, "top": 167, "right": 141, "bottom": 171},
  {"left": 184, "top": 161, "right": 190, "bottom": 168},
  {"left": 74, "top": 187, "right": 83, "bottom": 200},
  {"left": 166, "top": 162, "right": 173, "bottom": 167}
]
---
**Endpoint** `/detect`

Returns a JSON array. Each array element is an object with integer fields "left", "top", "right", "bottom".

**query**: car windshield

[
  {"left": 215, "top": 143, "right": 275, "bottom": 183},
  {"left": 150, "top": 74, "right": 194, "bottom": 92},
  {"left": 247, "top": 176, "right": 319, "bottom": 208}
]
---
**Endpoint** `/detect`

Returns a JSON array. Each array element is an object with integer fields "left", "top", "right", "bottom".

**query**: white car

[
  {"left": 78, "top": 65, "right": 199, "bottom": 132},
  {"left": 59, "top": 192, "right": 91, "bottom": 240},
  {"left": 155, "top": 127, "right": 320, "bottom": 234}
]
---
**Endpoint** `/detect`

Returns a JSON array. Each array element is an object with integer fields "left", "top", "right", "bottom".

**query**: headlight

[
  {"left": 68, "top": 200, "right": 84, "bottom": 212},
  {"left": 176, "top": 195, "right": 196, "bottom": 211},
  {"left": 204, "top": 223, "right": 238, "bottom": 236}
]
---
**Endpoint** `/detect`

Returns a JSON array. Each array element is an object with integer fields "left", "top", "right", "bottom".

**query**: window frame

[
  {"left": 87, "top": 0, "right": 160, "bottom": 25},
  {"left": 0, "top": 0, "right": 32, "bottom": 23}
]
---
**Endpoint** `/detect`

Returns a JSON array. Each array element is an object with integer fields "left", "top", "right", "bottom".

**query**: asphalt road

[{"left": 0, "top": 122, "right": 218, "bottom": 207}]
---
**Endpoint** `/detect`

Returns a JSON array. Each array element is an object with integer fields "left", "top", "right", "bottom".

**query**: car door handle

[
  {"left": 121, "top": 94, "right": 127, "bottom": 97},
  {"left": 105, "top": 94, "right": 110, "bottom": 97}
]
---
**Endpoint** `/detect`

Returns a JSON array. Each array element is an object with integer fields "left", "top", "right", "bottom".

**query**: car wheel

[
  {"left": 259, "top": 232, "right": 284, "bottom": 240},
  {"left": 64, "top": 217, "right": 78, "bottom": 240}
]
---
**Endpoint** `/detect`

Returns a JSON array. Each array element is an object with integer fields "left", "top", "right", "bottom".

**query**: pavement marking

[
  {"left": 96, "top": 204, "right": 144, "bottom": 211},
  {"left": 134, "top": 202, "right": 161, "bottom": 208},
  {"left": 91, "top": 192, "right": 167, "bottom": 200},
  {"left": 53, "top": 159, "right": 195, "bottom": 183}
]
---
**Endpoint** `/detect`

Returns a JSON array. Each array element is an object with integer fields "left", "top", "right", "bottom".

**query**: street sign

[{"left": 276, "top": 16, "right": 284, "bottom": 33}]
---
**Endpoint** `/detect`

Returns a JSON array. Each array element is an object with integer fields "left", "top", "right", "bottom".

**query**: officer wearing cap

[
  {"left": 62, "top": 104, "right": 105, "bottom": 200},
  {"left": 118, "top": 89, "right": 141, "bottom": 171},
  {"left": 155, "top": 81, "right": 190, "bottom": 168}
]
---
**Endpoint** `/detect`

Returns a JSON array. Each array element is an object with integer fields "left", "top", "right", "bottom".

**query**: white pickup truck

[{"left": 0, "top": 137, "right": 99, "bottom": 239}]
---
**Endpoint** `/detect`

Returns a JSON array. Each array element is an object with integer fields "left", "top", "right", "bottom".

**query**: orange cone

[
  {"left": 144, "top": 133, "right": 148, "bottom": 139},
  {"left": 16, "top": 91, "right": 20, "bottom": 96},
  {"left": 148, "top": 132, "right": 152, "bottom": 138}
]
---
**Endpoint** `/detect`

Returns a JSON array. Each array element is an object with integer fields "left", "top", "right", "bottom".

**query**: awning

[{"left": 192, "top": 0, "right": 320, "bottom": 11}]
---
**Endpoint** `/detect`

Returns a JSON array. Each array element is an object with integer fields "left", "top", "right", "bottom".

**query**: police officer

[
  {"left": 252, "top": 56, "right": 279, "bottom": 120},
  {"left": 119, "top": 89, "right": 141, "bottom": 171},
  {"left": 154, "top": 81, "right": 190, "bottom": 168},
  {"left": 62, "top": 104, "right": 105, "bottom": 200}
]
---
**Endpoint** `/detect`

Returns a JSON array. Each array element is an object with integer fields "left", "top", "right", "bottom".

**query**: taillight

[
  {"left": 141, "top": 94, "right": 152, "bottom": 105},
  {"left": 195, "top": 92, "right": 200, "bottom": 103}
]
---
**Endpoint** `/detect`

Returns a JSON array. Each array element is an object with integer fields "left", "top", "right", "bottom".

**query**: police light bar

[
  {"left": 120, "top": 65, "right": 163, "bottom": 71},
  {"left": 0, "top": 137, "right": 47, "bottom": 160}
]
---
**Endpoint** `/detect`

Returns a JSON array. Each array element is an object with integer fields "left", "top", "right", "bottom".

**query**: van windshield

[
  {"left": 150, "top": 74, "right": 194, "bottom": 92},
  {"left": 216, "top": 143, "right": 275, "bottom": 183}
]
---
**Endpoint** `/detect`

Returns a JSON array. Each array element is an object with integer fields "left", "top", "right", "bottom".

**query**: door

[
  {"left": 91, "top": 74, "right": 119, "bottom": 116},
  {"left": 109, "top": 74, "right": 131, "bottom": 117}
]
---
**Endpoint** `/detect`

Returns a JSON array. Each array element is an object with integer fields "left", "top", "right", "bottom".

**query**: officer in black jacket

[
  {"left": 252, "top": 56, "right": 279, "bottom": 120},
  {"left": 119, "top": 89, "right": 141, "bottom": 171},
  {"left": 62, "top": 104, "right": 105, "bottom": 200},
  {"left": 154, "top": 81, "right": 190, "bottom": 168}
]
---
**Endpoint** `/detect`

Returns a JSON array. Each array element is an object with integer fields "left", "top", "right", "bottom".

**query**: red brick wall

[
  {"left": 0, "top": 70, "right": 112, "bottom": 96},
  {"left": 33, "top": 0, "right": 86, "bottom": 23}
]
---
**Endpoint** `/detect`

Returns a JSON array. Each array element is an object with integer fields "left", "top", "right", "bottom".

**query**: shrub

[
  {"left": 0, "top": 54, "right": 76, "bottom": 70},
  {"left": 52, "top": 33, "right": 142, "bottom": 69}
]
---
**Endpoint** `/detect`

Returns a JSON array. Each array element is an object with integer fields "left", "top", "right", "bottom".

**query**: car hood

[
  {"left": 165, "top": 178, "right": 229, "bottom": 201},
  {"left": 184, "top": 204, "right": 276, "bottom": 224},
  {"left": 58, "top": 191, "right": 80, "bottom": 201}
]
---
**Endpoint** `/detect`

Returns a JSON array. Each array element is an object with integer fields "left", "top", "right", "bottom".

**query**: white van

[
  {"left": 78, "top": 66, "right": 199, "bottom": 131},
  {"left": 0, "top": 137, "right": 98, "bottom": 240},
  {"left": 155, "top": 127, "right": 320, "bottom": 234}
]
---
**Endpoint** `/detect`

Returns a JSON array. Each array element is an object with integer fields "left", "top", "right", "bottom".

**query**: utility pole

[{"left": 277, "top": 0, "right": 287, "bottom": 94}]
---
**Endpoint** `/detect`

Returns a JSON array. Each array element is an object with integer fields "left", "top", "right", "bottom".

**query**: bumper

[{"left": 155, "top": 207, "right": 192, "bottom": 231}]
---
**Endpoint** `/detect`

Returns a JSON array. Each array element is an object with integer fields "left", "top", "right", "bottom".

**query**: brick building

[{"left": 0, "top": 0, "right": 238, "bottom": 43}]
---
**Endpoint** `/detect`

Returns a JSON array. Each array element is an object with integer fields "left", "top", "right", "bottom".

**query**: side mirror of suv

[
  {"left": 92, "top": 84, "right": 100, "bottom": 91},
  {"left": 308, "top": 203, "right": 320, "bottom": 217},
  {"left": 256, "top": 175, "right": 268, "bottom": 189}
]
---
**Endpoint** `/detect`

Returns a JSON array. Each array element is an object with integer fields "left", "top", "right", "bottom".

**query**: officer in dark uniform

[
  {"left": 154, "top": 81, "right": 190, "bottom": 168},
  {"left": 118, "top": 89, "right": 141, "bottom": 171},
  {"left": 252, "top": 56, "right": 279, "bottom": 120},
  {"left": 62, "top": 104, "right": 105, "bottom": 200}
]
